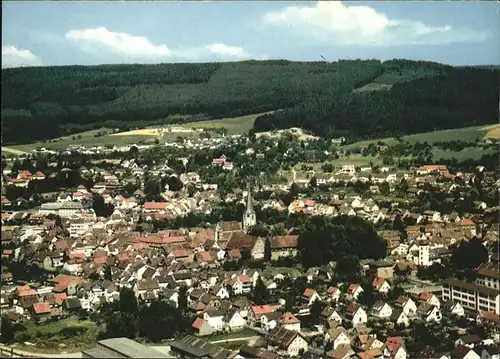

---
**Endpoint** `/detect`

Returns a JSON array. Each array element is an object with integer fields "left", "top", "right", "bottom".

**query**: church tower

[{"left": 243, "top": 184, "right": 256, "bottom": 231}]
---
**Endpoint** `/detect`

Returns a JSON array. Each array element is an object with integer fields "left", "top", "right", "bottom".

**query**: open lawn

[
  {"left": 182, "top": 112, "right": 266, "bottom": 135},
  {"left": 14, "top": 317, "right": 102, "bottom": 354},
  {"left": 344, "top": 125, "right": 491, "bottom": 150},
  {"left": 403, "top": 125, "right": 488, "bottom": 144},
  {"left": 7, "top": 128, "right": 159, "bottom": 153},
  {"left": 432, "top": 147, "right": 497, "bottom": 161}
]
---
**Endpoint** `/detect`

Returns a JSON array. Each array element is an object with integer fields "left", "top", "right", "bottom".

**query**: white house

[
  {"left": 372, "top": 278, "right": 391, "bottom": 293},
  {"left": 223, "top": 309, "right": 246, "bottom": 331},
  {"left": 394, "top": 296, "right": 418, "bottom": 316},
  {"left": 345, "top": 304, "right": 367, "bottom": 327},
  {"left": 302, "top": 288, "right": 322, "bottom": 306},
  {"left": 347, "top": 284, "right": 364, "bottom": 300},
  {"left": 418, "top": 304, "right": 442, "bottom": 323},
  {"left": 279, "top": 312, "right": 301, "bottom": 332},
  {"left": 203, "top": 310, "right": 225, "bottom": 331},
  {"left": 327, "top": 287, "right": 342, "bottom": 302},
  {"left": 371, "top": 301, "right": 393, "bottom": 319},
  {"left": 325, "top": 327, "right": 350, "bottom": 350}
]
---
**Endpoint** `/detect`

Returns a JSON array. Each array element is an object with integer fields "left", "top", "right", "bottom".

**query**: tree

[
  {"left": 309, "top": 299, "right": 324, "bottom": 323},
  {"left": 119, "top": 287, "right": 138, "bottom": 314},
  {"left": 104, "top": 266, "right": 112, "bottom": 281},
  {"left": 103, "top": 312, "right": 137, "bottom": 339},
  {"left": 178, "top": 285, "right": 188, "bottom": 310},
  {"left": 309, "top": 176, "right": 317, "bottom": 188},
  {"left": 252, "top": 276, "right": 269, "bottom": 305},
  {"left": 264, "top": 238, "right": 272, "bottom": 262},
  {"left": 450, "top": 237, "right": 488, "bottom": 274},
  {"left": 335, "top": 254, "right": 361, "bottom": 282},
  {"left": 137, "top": 301, "right": 190, "bottom": 342},
  {"left": 0, "top": 317, "right": 15, "bottom": 343}
]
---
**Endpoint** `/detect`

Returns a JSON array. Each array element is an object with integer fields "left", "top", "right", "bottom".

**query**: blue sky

[{"left": 2, "top": 1, "right": 499, "bottom": 68}]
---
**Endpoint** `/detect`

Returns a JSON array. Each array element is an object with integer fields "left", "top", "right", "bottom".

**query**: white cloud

[
  {"left": 64, "top": 26, "right": 257, "bottom": 63},
  {"left": 2, "top": 45, "right": 41, "bottom": 68},
  {"left": 65, "top": 26, "right": 171, "bottom": 60},
  {"left": 206, "top": 43, "right": 248, "bottom": 58},
  {"left": 262, "top": 1, "right": 489, "bottom": 46}
]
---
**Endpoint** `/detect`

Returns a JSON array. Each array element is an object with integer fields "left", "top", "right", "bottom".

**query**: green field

[
  {"left": 185, "top": 112, "right": 266, "bottom": 135},
  {"left": 432, "top": 147, "right": 496, "bottom": 161},
  {"left": 403, "top": 126, "right": 488, "bottom": 144},
  {"left": 344, "top": 125, "right": 490, "bottom": 150},
  {"left": 14, "top": 317, "right": 101, "bottom": 353}
]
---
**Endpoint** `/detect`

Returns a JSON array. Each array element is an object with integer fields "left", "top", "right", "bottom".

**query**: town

[{"left": 1, "top": 126, "right": 499, "bottom": 359}]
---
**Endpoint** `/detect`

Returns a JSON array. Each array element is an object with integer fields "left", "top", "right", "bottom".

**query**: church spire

[
  {"left": 245, "top": 183, "right": 255, "bottom": 215},
  {"left": 243, "top": 182, "right": 256, "bottom": 231}
]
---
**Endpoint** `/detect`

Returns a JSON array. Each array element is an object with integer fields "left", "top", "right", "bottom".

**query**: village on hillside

[{"left": 1, "top": 127, "right": 499, "bottom": 359}]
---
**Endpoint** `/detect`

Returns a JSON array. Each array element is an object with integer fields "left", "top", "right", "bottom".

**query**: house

[
  {"left": 210, "top": 285, "right": 230, "bottom": 300},
  {"left": 228, "top": 275, "right": 253, "bottom": 295},
  {"left": 443, "top": 300, "right": 465, "bottom": 317},
  {"left": 390, "top": 309, "right": 410, "bottom": 327},
  {"left": 32, "top": 302, "right": 52, "bottom": 323},
  {"left": 371, "top": 301, "right": 393, "bottom": 319},
  {"left": 394, "top": 296, "right": 417, "bottom": 316},
  {"left": 372, "top": 278, "right": 391, "bottom": 293},
  {"left": 418, "top": 292, "right": 441, "bottom": 309},
  {"left": 63, "top": 297, "right": 82, "bottom": 313},
  {"left": 267, "top": 326, "right": 309, "bottom": 357},
  {"left": 450, "top": 345, "right": 480, "bottom": 359},
  {"left": 347, "top": 284, "right": 364, "bottom": 300},
  {"left": 454, "top": 334, "right": 483, "bottom": 348},
  {"left": 302, "top": 288, "right": 322, "bottom": 306},
  {"left": 203, "top": 310, "right": 225, "bottom": 331},
  {"left": 270, "top": 235, "right": 299, "bottom": 260},
  {"left": 279, "top": 312, "right": 301, "bottom": 332},
  {"left": 480, "top": 346, "right": 500, "bottom": 359},
  {"left": 383, "top": 337, "right": 407, "bottom": 359},
  {"left": 417, "top": 303, "right": 442, "bottom": 322},
  {"left": 327, "top": 287, "right": 342, "bottom": 302},
  {"left": 325, "top": 326, "right": 350, "bottom": 350},
  {"left": 320, "top": 307, "right": 343, "bottom": 326},
  {"left": 248, "top": 305, "right": 281, "bottom": 326},
  {"left": 192, "top": 318, "right": 216, "bottom": 336},
  {"left": 223, "top": 308, "right": 246, "bottom": 331},
  {"left": 344, "top": 304, "right": 367, "bottom": 327},
  {"left": 261, "top": 311, "right": 282, "bottom": 331}
]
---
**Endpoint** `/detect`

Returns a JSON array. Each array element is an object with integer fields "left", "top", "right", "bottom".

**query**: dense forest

[{"left": 2, "top": 59, "right": 498, "bottom": 144}]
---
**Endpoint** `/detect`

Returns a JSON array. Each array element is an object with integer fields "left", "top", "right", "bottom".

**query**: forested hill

[{"left": 2, "top": 59, "right": 498, "bottom": 144}]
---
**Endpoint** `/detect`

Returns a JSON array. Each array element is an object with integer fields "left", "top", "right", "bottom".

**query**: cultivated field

[{"left": 481, "top": 124, "right": 500, "bottom": 139}]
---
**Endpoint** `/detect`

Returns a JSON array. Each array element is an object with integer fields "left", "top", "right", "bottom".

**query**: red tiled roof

[
  {"left": 328, "top": 287, "right": 339, "bottom": 295},
  {"left": 192, "top": 318, "right": 207, "bottom": 330},
  {"left": 143, "top": 202, "right": 169, "bottom": 210},
  {"left": 270, "top": 235, "right": 298, "bottom": 249},
  {"left": 303, "top": 288, "right": 315, "bottom": 298},
  {"left": 33, "top": 302, "right": 51, "bottom": 314}
]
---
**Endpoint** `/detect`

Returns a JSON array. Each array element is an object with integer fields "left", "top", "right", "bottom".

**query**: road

[{"left": 210, "top": 336, "right": 260, "bottom": 345}]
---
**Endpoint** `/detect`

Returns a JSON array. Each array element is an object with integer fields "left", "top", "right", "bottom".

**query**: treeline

[
  {"left": 254, "top": 64, "right": 499, "bottom": 139},
  {"left": 3, "top": 59, "right": 498, "bottom": 144},
  {"left": 2, "top": 60, "right": 383, "bottom": 144}
]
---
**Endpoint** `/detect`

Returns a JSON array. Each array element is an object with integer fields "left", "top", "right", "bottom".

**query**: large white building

[{"left": 442, "top": 262, "right": 500, "bottom": 315}]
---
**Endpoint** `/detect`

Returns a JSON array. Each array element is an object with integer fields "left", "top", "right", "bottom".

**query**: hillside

[{"left": 2, "top": 59, "right": 498, "bottom": 144}]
